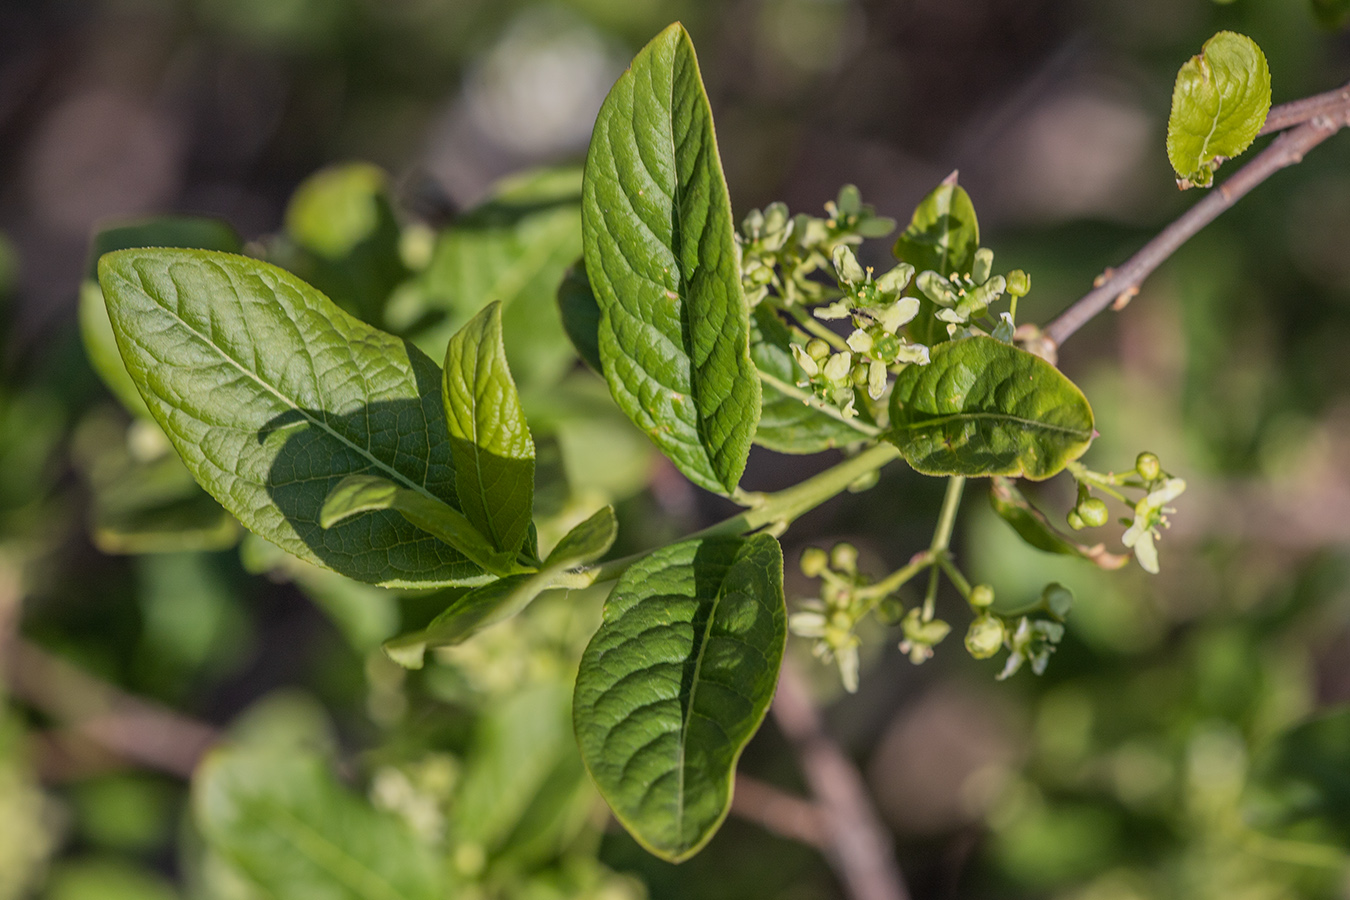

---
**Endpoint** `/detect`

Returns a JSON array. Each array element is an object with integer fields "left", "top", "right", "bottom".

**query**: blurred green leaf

[
  {"left": 0, "top": 713, "right": 52, "bottom": 900},
  {"left": 990, "top": 477, "right": 1128, "bottom": 569},
  {"left": 99, "top": 248, "right": 485, "bottom": 588},
  {"left": 414, "top": 168, "right": 584, "bottom": 388},
  {"left": 442, "top": 301, "right": 535, "bottom": 557},
  {"left": 279, "top": 163, "right": 409, "bottom": 326},
  {"left": 1167, "top": 32, "right": 1271, "bottom": 189},
  {"left": 894, "top": 175, "right": 979, "bottom": 347},
  {"left": 73, "top": 776, "right": 176, "bottom": 852},
  {"left": 194, "top": 748, "right": 442, "bottom": 900},
  {"left": 1246, "top": 707, "right": 1350, "bottom": 848},
  {"left": 44, "top": 859, "right": 180, "bottom": 900},
  {"left": 556, "top": 259, "right": 602, "bottom": 375},
  {"left": 750, "top": 305, "right": 869, "bottom": 453},
  {"left": 1311, "top": 0, "right": 1350, "bottom": 28},
  {"left": 582, "top": 23, "right": 761, "bottom": 496},
  {"left": 573, "top": 533, "right": 786, "bottom": 862},
  {"left": 888, "top": 337, "right": 1094, "bottom": 480}
]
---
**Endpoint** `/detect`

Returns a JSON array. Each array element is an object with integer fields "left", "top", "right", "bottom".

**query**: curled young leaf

[
  {"left": 1167, "top": 31, "right": 1271, "bottom": 189},
  {"left": 887, "top": 336, "right": 1094, "bottom": 480},
  {"left": 990, "top": 477, "right": 1129, "bottom": 570}
]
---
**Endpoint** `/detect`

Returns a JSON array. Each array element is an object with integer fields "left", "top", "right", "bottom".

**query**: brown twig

[
  {"left": 732, "top": 772, "right": 830, "bottom": 851},
  {"left": 772, "top": 663, "right": 909, "bottom": 900},
  {"left": 1259, "top": 82, "right": 1350, "bottom": 135},
  {"left": 1043, "top": 94, "right": 1350, "bottom": 350},
  {"left": 6, "top": 638, "right": 218, "bottom": 779}
]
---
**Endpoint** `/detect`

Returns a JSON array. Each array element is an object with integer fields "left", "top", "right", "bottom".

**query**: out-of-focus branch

[
  {"left": 772, "top": 663, "right": 909, "bottom": 900},
  {"left": 731, "top": 772, "right": 829, "bottom": 851},
  {"left": 1043, "top": 93, "right": 1350, "bottom": 350},
  {"left": 5, "top": 638, "right": 217, "bottom": 779}
]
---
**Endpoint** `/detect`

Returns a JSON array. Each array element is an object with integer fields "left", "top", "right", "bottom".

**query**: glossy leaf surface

[
  {"left": 582, "top": 23, "right": 760, "bottom": 495},
  {"left": 194, "top": 747, "right": 442, "bottom": 900},
  {"left": 888, "top": 336, "right": 1093, "bottom": 480},
  {"left": 99, "top": 249, "right": 483, "bottom": 588},
  {"left": 1167, "top": 31, "right": 1271, "bottom": 189},
  {"left": 892, "top": 176, "right": 979, "bottom": 346},
  {"left": 573, "top": 533, "right": 786, "bottom": 861}
]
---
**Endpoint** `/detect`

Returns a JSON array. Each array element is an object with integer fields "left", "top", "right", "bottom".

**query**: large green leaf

[
  {"left": 1166, "top": 31, "right": 1271, "bottom": 189},
  {"left": 893, "top": 175, "right": 979, "bottom": 346},
  {"left": 98, "top": 248, "right": 485, "bottom": 588},
  {"left": 989, "top": 477, "right": 1128, "bottom": 570},
  {"left": 443, "top": 301, "right": 535, "bottom": 557},
  {"left": 887, "top": 336, "right": 1093, "bottom": 480},
  {"left": 750, "top": 305, "right": 871, "bottom": 453},
  {"left": 383, "top": 506, "right": 617, "bottom": 667},
  {"left": 194, "top": 747, "right": 442, "bottom": 900},
  {"left": 413, "top": 167, "right": 583, "bottom": 388},
  {"left": 582, "top": 23, "right": 761, "bottom": 495},
  {"left": 573, "top": 533, "right": 786, "bottom": 862}
]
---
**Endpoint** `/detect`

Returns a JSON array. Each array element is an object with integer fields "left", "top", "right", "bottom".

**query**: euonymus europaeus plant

[{"left": 88, "top": 22, "right": 1306, "bottom": 865}]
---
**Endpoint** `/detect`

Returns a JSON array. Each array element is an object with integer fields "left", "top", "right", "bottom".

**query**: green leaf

[
  {"left": 384, "top": 506, "right": 617, "bottom": 666},
  {"left": 443, "top": 300, "right": 535, "bottom": 557},
  {"left": 887, "top": 336, "right": 1094, "bottom": 480},
  {"left": 81, "top": 217, "right": 242, "bottom": 418},
  {"left": 278, "top": 163, "right": 409, "bottom": 326},
  {"left": 893, "top": 175, "right": 980, "bottom": 346},
  {"left": 44, "top": 860, "right": 179, "bottom": 900},
  {"left": 413, "top": 167, "right": 584, "bottom": 388},
  {"left": 573, "top": 533, "right": 786, "bottom": 862},
  {"left": 98, "top": 248, "right": 484, "bottom": 588},
  {"left": 582, "top": 23, "right": 761, "bottom": 495},
  {"left": 318, "top": 473, "right": 511, "bottom": 575},
  {"left": 989, "top": 477, "right": 1128, "bottom": 570},
  {"left": 1312, "top": 0, "right": 1350, "bottom": 29},
  {"left": 750, "top": 305, "right": 870, "bottom": 453},
  {"left": 1166, "top": 31, "right": 1271, "bottom": 189},
  {"left": 557, "top": 259, "right": 603, "bottom": 375},
  {"left": 193, "top": 747, "right": 442, "bottom": 900},
  {"left": 1246, "top": 707, "right": 1350, "bottom": 850}
]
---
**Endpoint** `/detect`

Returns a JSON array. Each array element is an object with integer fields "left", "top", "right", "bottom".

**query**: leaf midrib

[
  {"left": 675, "top": 583, "right": 720, "bottom": 851},
  {"left": 122, "top": 259, "right": 443, "bottom": 509},
  {"left": 893, "top": 410, "right": 1090, "bottom": 440},
  {"left": 246, "top": 801, "right": 412, "bottom": 900}
]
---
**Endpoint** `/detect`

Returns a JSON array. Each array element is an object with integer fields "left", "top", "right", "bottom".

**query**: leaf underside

[
  {"left": 888, "top": 336, "right": 1094, "bottom": 480},
  {"left": 582, "top": 22, "right": 760, "bottom": 495},
  {"left": 989, "top": 477, "right": 1128, "bottom": 570},
  {"left": 1167, "top": 31, "right": 1271, "bottom": 189},
  {"left": 573, "top": 533, "right": 785, "bottom": 862},
  {"left": 98, "top": 248, "right": 484, "bottom": 588}
]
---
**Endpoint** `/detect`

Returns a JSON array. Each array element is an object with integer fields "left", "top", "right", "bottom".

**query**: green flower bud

[
  {"left": 763, "top": 202, "right": 790, "bottom": 235},
  {"left": 971, "top": 247, "right": 994, "bottom": 286},
  {"left": 800, "top": 547, "right": 829, "bottom": 577},
  {"left": 806, "top": 338, "right": 831, "bottom": 361},
  {"left": 1136, "top": 452, "right": 1161, "bottom": 481},
  {"left": 1066, "top": 508, "right": 1086, "bottom": 531},
  {"left": 969, "top": 583, "right": 995, "bottom": 608},
  {"left": 830, "top": 542, "right": 858, "bottom": 573},
  {"left": 742, "top": 208, "right": 765, "bottom": 239},
  {"left": 823, "top": 351, "right": 852, "bottom": 383},
  {"left": 1041, "top": 582, "right": 1074, "bottom": 620},
  {"left": 851, "top": 362, "right": 870, "bottom": 387},
  {"left": 1077, "top": 497, "right": 1109, "bottom": 528},
  {"left": 1006, "top": 269, "right": 1031, "bottom": 298},
  {"left": 965, "top": 614, "right": 1005, "bottom": 659}
]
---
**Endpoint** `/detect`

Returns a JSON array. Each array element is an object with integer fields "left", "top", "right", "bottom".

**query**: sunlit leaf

[
  {"left": 573, "top": 533, "right": 786, "bottom": 861},
  {"left": 1167, "top": 31, "right": 1271, "bottom": 189},
  {"left": 888, "top": 336, "right": 1093, "bottom": 480},
  {"left": 892, "top": 175, "right": 979, "bottom": 345},
  {"left": 583, "top": 23, "right": 760, "bottom": 495}
]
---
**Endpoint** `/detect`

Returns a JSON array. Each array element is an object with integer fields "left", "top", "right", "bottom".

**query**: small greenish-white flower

[
  {"left": 971, "top": 247, "right": 994, "bottom": 285},
  {"left": 875, "top": 262, "right": 915, "bottom": 295},
  {"left": 899, "top": 608, "right": 951, "bottom": 664},
  {"left": 997, "top": 617, "right": 1065, "bottom": 680},
  {"left": 791, "top": 343, "right": 820, "bottom": 377},
  {"left": 894, "top": 342, "right": 930, "bottom": 365},
  {"left": 876, "top": 297, "right": 920, "bottom": 334},
  {"left": 823, "top": 351, "right": 852, "bottom": 383},
  {"left": 965, "top": 614, "right": 1005, "bottom": 659},
  {"left": 789, "top": 607, "right": 828, "bottom": 638},
  {"left": 832, "top": 244, "right": 866, "bottom": 285},
  {"left": 916, "top": 270, "right": 959, "bottom": 307},
  {"left": 991, "top": 311, "right": 1015, "bottom": 343},
  {"left": 1121, "top": 476, "right": 1186, "bottom": 574},
  {"left": 814, "top": 299, "right": 851, "bottom": 320}
]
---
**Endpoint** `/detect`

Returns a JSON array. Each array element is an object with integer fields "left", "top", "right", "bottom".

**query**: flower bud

[
  {"left": 806, "top": 339, "right": 831, "bottom": 361},
  {"left": 800, "top": 547, "right": 829, "bottom": 577},
  {"left": 1006, "top": 269, "right": 1031, "bottom": 297},
  {"left": 1136, "top": 452, "right": 1161, "bottom": 481},
  {"left": 1041, "top": 582, "right": 1074, "bottom": 620},
  {"left": 832, "top": 245, "right": 865, "bottom": 285},
  {"left": 836, "top": 184, "right": 862, "bottom": 216},
  {"left": 965, "top": 615, "right": 1005, "bottom": 659},
  {"left": 1077, "top": 497, "right": 1109, "bottom": 528},
  {"left": 1066, "top": 508, "right": 1085, "bottom": 531},
  {"left": 830, "top": 542, "right": 858, "bottom": 573},
  {"left": 823, "top": 351, "right": 852, "bottom": 383},
  {"left": 969, "top": 583, "right": 995, "bottom": 608}
]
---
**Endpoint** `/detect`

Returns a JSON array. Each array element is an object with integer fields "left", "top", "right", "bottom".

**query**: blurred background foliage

[{"left": 1, "top": 0, "right": 1350, "bottom": 897}]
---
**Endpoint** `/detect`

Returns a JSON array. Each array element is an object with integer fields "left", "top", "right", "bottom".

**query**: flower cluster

[
  {"left": 898, "top": 607, "right": 950, "bottom": 664},
  {"left": 738, "top": 186, "right": 895, "bottom": 308},
  {"left": 911, "top": 246, "right": 1030, "bottom": 342},
  {"left": 788, "top": 543, "right": 876, "bottom": 692},
  {"left": 1069, "top": 452, "right": 1186, "bottom": 574}
]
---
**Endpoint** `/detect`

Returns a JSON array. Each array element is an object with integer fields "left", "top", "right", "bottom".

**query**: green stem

[
  {"left": 931, "top": 477, "right": 966, "bottom": 554},
  {"left": 781, "top": 302, "right": 850, "bottom": 352},
  {"left": 935, "top": 553, "right": 971, "bottom": 598},
  {"left": 757, "top": 370, "right": 880, "bottom": 438},
  {"left": 855, "top": 551, "right": 933, "bottom": 610},
  {"left": 570, "top": 443, "right": 903, "bottom": 587}
]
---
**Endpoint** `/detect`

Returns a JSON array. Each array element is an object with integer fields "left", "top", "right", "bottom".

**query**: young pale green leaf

[
  {"left": 319, "top": 473, "right": 511, "bottom": 575},
  {"left": 414, "top": 167, "right": 583, "bottom": 388},
  {"left": 443, "top": 300, "right": 535, "bottom": 557},
  {"left": 573, "top": 533, "right": 786, "bottom": 862},
  {"left": 98, "top": 248, "right": 484, "bottom": 588},
  {"left": 893, "top": 175, "right": 980, "bottom": 346},
  {"left": 194, "top": 747, "right": 442, "bottom": 900},
  {"left": 1167, "top": 31, "right": 1271, "bottom": 189},
  {"left": 750, "top": 306, "right": 873, "bottom": 453},
  {"left": 989, "top": 477, "right": 1128, "bottom": 570},
  {"left": 583, "top": 22, "right": 761, "bottom": 495},
  {"left": 383, "top": 506, "right": 617, "bottom": 667},
  {"left": 888, "top": 336, "right": 1094, "bottom": 480},
  {"left": 557, "top": 259, "right": 603, "bottom": 374}
]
